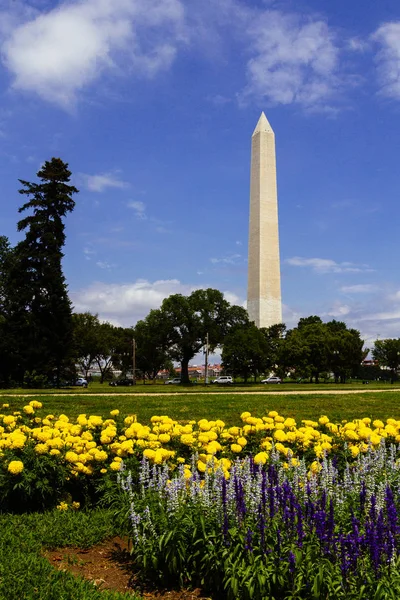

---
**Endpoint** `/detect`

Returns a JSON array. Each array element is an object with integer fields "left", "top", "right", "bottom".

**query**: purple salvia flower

[{"left": 288, "top": 551, "right": 296, "bottom": 574}]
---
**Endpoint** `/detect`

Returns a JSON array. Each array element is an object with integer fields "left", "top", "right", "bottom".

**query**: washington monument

[{"left": 247, "top": 112, "right": 282, "bottom": 328}]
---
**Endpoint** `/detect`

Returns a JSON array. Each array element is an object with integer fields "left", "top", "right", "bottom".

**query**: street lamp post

[
  {"left": 204, "top": 332, "right": 209, "bottom": 386},
  {"left": 132, "top": 338, "right": 137, "bottom": 385}
]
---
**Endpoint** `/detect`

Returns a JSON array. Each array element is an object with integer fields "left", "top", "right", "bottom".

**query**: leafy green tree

[
  {"left": 92, "top": 322, "right": 122, "bottom": 383},
  {"left": 289, "top": 317, "right": 328, "bottom": 383},
  {"left": 260, "top": 323, "right": 287, "bottom": 378},
  {"left": 160, "top": 289, "right": 249, "bottom": 383},
  {"left": 72, "top": 312, "right": 102, "bottom": 378},
  {"left": 222, "top": 324, "right": 269, "bottom": 382},
  {"left": 326, "top": 320, "right": 365, "bottom": 383},
  {"left": 372, "top": 339, "right": 400, "bottom": 383},
  {"left": 111, "top": 326, "right": 135, "bottom": 378},
  {"left": 134, "top": 311, "right": 170, "bottom": 381},
  {"left": 0, "top": 237, "right": 15, "bottom": 386},
  {"left": 5, "top": 159, "right": 77, "bottom": 386}
]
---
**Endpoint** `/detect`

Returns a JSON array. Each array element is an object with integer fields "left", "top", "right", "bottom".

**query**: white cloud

[
  {"left": 96, "top": 261, "right": 116, "bottom": 270},
  {"left": 285, "top": 256, "right": 373, "bottom": 274},
  {"left": 326, "top": 303, "right": 351, "bottom": 317},
  {"left": 71, "top": 278, "right": 242, "bottom": 325},
  {"left": 127, "top": 200, "right": 147, "bottom": 219},
  {"left": 1, "top": 0, "right": 185, "bottom": 107},
  {"left": 210, "top": 253, "right": 242, "bottom": 265},
  {"left": 340, "top": 284, "right": 378, "bottom": 294},
  {"left": 80, "top": 172, "right": 129, "bottom": 192},
  {"left": 241, "top": 11, "right": 341, "bottom": 110},
  {"left": 372, "top": 21, "right": 400, "bottom": 100}
]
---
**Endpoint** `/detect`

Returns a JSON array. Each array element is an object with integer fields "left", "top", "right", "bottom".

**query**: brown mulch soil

[{"left": 44, "top": 537, "right": 211, "bottom": 599}]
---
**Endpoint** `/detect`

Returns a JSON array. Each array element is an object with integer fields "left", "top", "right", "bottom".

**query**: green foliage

[
  {"left": 0, "top": 509, "right": 138, "bottom": 600},
  {"left": 126, "top": 489, "right": 400, "bottom": 600},
  {"left": 1, "top": 159, "right": 77, "bottom": 387},
  {"left": 222, "top": 323, "right": 269, "bottom": 381},
  {"left": 137, "top": 289, "right": 249, "bottom": 383},
  {"left": 373, "top": 339, "right": 400, "bottom": 383}
]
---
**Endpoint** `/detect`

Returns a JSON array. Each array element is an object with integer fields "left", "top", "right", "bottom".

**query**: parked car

[
  {"left": 211, "top": 376, "right": 233, "bottom": 384},
  {"left": 261, "top": 376, "right": 282, "bottom": 384},
  {"left": 164, "top": 377, "right": 181, "bottom": 385},
  {"left": 74, "top": 377, "right": 88, "bottom": 388},
  {"left": 109, "top": 378, "right": 134, "bottom": 387}
]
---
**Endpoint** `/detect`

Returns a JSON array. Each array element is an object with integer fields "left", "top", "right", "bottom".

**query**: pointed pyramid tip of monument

[{"left": 252, "top": 111, "right": 274, "bottom": 135}]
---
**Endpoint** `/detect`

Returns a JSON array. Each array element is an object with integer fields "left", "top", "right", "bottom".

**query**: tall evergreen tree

[{"left": 6, "top": 158, "right": 78, "bottom": 386}]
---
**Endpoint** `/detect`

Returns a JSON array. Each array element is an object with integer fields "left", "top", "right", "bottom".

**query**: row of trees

[
  {"left": 0, "top": 157, "right": 398, "bottom": 387},
  {"left": 222, "top": 317, "right": 366, "bottom": 383}
]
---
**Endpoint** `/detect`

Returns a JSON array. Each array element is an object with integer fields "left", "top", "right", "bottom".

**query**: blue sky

[{"left": 1, "top": 0, "right": 400, "bottom": 350}]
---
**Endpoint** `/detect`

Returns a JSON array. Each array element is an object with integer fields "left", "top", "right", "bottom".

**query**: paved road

[{"left": 4, "top": 388, "right": 400, "bottom": 397}]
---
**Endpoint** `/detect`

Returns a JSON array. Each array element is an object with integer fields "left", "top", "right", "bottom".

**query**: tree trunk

[{"left": 181, "top": 357, "right": 190, "bottom": 384}]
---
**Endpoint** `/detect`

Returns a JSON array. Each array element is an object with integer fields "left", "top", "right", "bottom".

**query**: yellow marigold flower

[
  {"left": 100, "top": 468, "right": 107, "bottom": 474},
  {"left": 228, "top": 426, "right": 240, "bottom": 436},
  {"left": 237, "top": 437, "right": 247, "bottom": 447},
  {"left": 50, "top": 449, "right": 61, "bottom": 456},
  {"left": 2, "top": 404, "right": 9, "bottom": 408},
  {"left": 177, "top": 457, "right": 185, "bottom": 464},
  {"left": 274, "top": 423, "right": 285, "bottom": 430},
  {"left": 274, "top": 430, "right": 287, "bottom": 442},
  {"left": 344, "top": 430, "right": 358, "bottom": 441},
  {"left": 373, "top": 420, "right": 384, "bottom": 429},
  {"left": 254, "top": 451, "right": 268, "bottom": 465},
  {"left": 240, "top": 412, "right": 251, "bottom": 420},
  {"left": 205, "top": 441, "right": 222, "bottom": 454},
  {"left": 274, "top": 415, "right": 285, "bottom": 423},
  {"left": 29, "top": 400, "right": 42, "bottom": 409},
  {"left": 284, "top": 418, "right": 296, "bottom": 428},
  {"left": 220, "top": 458, "right": 232, "bottom": 470},
  {"left": 350, "top": 446, "right": 360, "bottom": 458},
  {"left": 110, "top": 410, "right": 120, "bottom": 417},
  {"left": 197, "top": 460, "right": 206, "bottom": 473},
  {"left": 109, "top": 461, "right": 122, "bottom": 471},
  {"left": 72, "top": 501, "right": 80, "bottom": 510},
  {"left": 8, "top": 460, "right": 24, "bottom": 475},
  {"left": 143, "top": 448, "right": 156, "bottom": 461},
  {"left": 35, "top": 443, "right": 48, "bottom": 454},
  {"left": 23, "top": 405, "right": 34, "bottom": 415},
  {"left": 65, "top": 451, "right": 79, "bottom": 463},
  {"left": 215, "top": 420, "right": 225, "bottom": 428},
  {"left": 268, "top": 411, "right": 278, "bottom": 418},
  {"left": 198, "top": 420, "right": 211, "bottom": 432},
  {"left": 242, "top": 425, "right": 254, "bottom": 435},
  {"left": 319, "top": 416, "right": 329, "bottom": 425},
  {"left": 158, "top": 433, "right": 171, "bottom": 444},
  {"left": 58, "top": 414, "right": 69, "bottom": 422},
  {"left": 231, "top": 443, "right": 242, "bottom": 453},
  {"left": 180, "top": 434, "right": 195, "bottom": 445},
  {"left": 57, "top": 502, "right": 69, "bottom": 511},
  {"left": 310, "top": 461, "right": 321, "bottom": 474}
]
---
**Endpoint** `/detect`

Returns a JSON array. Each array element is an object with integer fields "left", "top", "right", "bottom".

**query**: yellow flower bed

[{"left": 1, "top": 401, "right": 399, "bottom": 480}]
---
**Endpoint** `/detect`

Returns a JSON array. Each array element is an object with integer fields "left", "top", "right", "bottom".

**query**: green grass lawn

[
  {"left": 0, "top": 509, "right": 138, "bottom": 600},
  {"left": 2, "top": 387, "right": 400, "bottom": 425},
  {"left": 0, "top": 379, "right": 396, "bottom": 395}
]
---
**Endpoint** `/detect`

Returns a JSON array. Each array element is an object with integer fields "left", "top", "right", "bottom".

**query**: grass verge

[
  {"left": 2, "top": 390, "right": 400, "bottom": 424},
  {"left": 0, "top": 509, "right": 139, "bottom": 600}
]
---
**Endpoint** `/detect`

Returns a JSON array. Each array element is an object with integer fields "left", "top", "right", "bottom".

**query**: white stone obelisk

[{"left": 247, "top": 112, "right": 282, "bottom": 328}]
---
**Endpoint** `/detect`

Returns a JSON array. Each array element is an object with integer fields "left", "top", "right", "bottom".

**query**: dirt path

[{"left": 4, "top": 388, "right": 400, "bottom": 397}]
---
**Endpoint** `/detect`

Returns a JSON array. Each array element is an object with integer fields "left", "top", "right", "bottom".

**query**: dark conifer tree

[{"left": 6, "top": 158, "right": 78, "bottom": 386}]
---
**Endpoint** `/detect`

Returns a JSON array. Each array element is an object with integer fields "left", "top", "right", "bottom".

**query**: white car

[
  {"left": 75, "top": 377, "right": 88, "bottom": 388},
  {"left": 164, "top": 378, "right": 181, "bottom": 385},
  {"left": 212, "top": 376, "right": 233, "bottom": 384},
  {"left": 261, "top": 376, "right": 282, "bottom": 384}
]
